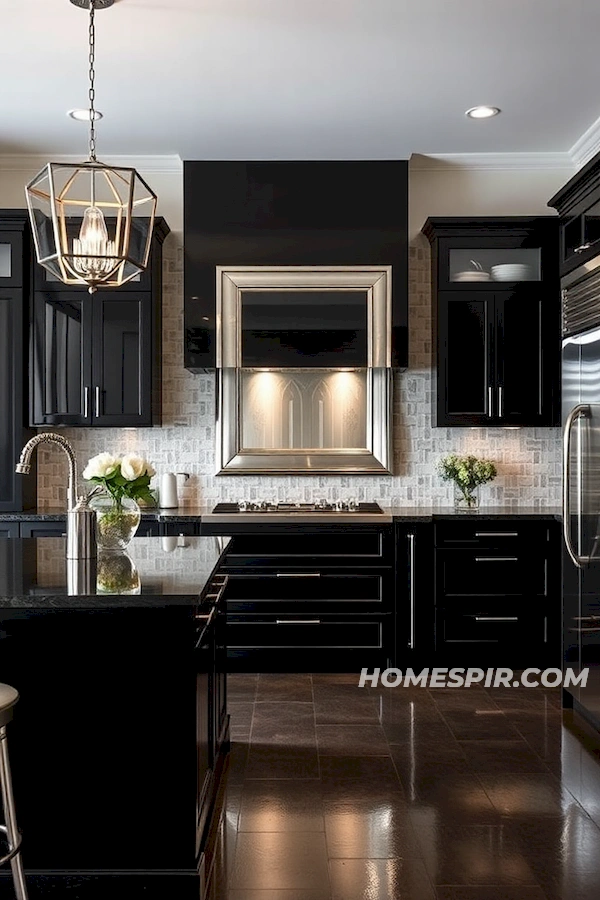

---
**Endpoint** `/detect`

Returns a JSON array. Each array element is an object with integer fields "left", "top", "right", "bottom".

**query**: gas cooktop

[{"left": 212, "top": 501, "right": 384, "bottom": 514}]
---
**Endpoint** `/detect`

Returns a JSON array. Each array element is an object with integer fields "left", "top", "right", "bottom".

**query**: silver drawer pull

[
  {"left": 276, "top": 572, "right": 321, "bottom": 578},
  {"left": 575, "top": 242, "right": 592, "bottom": 254},
  {"left": 474, "top": 616, "right": 518, "bottom": 622},
  {"left": 474, "top": 532, "right": 518, "bottom": 538},
  {"left": 474, "top": 556, "right": 518, "bottom": 562},
  {"left": 276, "top": 619, "right": 321, "bottom": 625}
]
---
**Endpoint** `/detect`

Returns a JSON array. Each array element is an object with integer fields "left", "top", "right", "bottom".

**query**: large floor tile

[
  {"left": 229, "top": 892, "right": 333, "bottom": 900},
  {"left": 477, "top": 774, "right": 582, "bottom": 818},
  {"left": 229, "top": 674, "right": 259, "bottom": 702},
  {"left": 230, "top": 833, "right": 329, "bottom": 891},
  {"left": 251, "top": 702, "right": 316, "bottom": 748},
  {"left": 434, "top": 888, "right": 549, "bottom": 899},
  {"left": 442, "top": 710, "right": 521, "bottom": 742},
  {"left": 256, "top": 674, "right": 313, "bottom": 703},
  {"left": 418, "top": 825, "right": 537, "bottom": 886},
  {"left": 239, "top": 781, "right": 324, "bottom": 832},
  {"left": 405, "top": 774, "right": 501, "bottom": 823},
  {"left": 245, "top": 746, "right": 320, "bottom": 780},
  {"left": 324, "top": 795, "right": 421, "bottom": 858},
  {"left": 458, "top": 741, "right": 550, "bottom": 774},
  {"left": 316, "top": 724, "right": 390, "bottom": 757},
  {"left": 329, "top": 858, "right": 436, "bottom": 900},
  {"left": 319, "top": 755, "right": 402, "bottom": 790}
]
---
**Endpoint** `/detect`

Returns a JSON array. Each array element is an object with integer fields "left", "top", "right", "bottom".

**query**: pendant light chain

[{"left": 88, "top": 1, "right": 97, "bottom": 161}]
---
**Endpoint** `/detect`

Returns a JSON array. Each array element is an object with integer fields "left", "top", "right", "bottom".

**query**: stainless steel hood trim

[
  {"left": 215, "top": 265, "right": 392, "bottom": 369},
  {"left": 216, "top": 367, "right": 392, "bottom": 475}
]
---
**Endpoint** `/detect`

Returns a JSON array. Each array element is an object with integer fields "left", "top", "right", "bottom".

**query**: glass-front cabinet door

[
  {"left": 0, "top": 232, "right": 23, "bottom": 289},
  {"left": 439, "top": 237, "right": 543, "bottom": 290},
  {"left": 31, "top": 292, "right": 92, "bottom": 426}
]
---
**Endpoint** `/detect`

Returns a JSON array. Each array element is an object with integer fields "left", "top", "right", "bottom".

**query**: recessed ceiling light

[
  {"left": 67, "top": 108, "right": 103, "bottom": 121},
  {"left": 465, "top": 106, "right": 501, "bottom": 119}
]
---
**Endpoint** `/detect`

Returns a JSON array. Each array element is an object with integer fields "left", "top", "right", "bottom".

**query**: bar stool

[{"left": 0, "top": 685, "right": 27, "bottom": 900}]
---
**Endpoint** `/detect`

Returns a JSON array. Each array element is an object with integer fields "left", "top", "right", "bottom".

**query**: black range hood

[{"left": 183, "top": 160, "right": 409, "bottom": 371}]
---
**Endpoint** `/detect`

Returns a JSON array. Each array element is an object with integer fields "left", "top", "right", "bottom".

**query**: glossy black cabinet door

[
  {"left": 0, "top": 524, "right": 19, "bottom": 538},
  {"left": 437, "top": 292, "right": 494, "bottom": 426},
  {"left": 0, "top": 290, "right": 27, "bottom": 508},
  {"left": 92, "top": 294, "right": 153, "bottom": 426},
  {"left": 395, "top": 522, "right": 434, "bottom": 666},
  {"left": 31, "top": 291, "right": 92, "bottom": 426},
  {"left": 425, "top": 217, "right": 560, "bottom": 427},
  {"left": 19, "top": 522, "right": 66, "bottom": 538},
  {"left": 496, "top": 287, "right": 559, "bottom": 426},
  {"left": 30, "top": 219, "right": 167, "bottom": 428}
]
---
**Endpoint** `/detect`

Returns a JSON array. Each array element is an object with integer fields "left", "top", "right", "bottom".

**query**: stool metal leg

[{"left": 0, "top": 727, "right": 28, "bottom": 900}]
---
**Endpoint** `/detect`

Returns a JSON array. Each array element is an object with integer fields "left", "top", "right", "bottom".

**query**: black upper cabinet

[
  {"left": 30, "top": 219, "right": 168, "bottom": 427},
  {"left": 184, "top": 161, "right": 408, "bottom": 370},
  {"left": 0, "top": 213, "right": 35, "bottom": 512},
  {"left": 424, "top": 218, "right": 560, "bottom": 427},
  {"left": 548, "top": 149, "right": 600, "bottom": 275}
]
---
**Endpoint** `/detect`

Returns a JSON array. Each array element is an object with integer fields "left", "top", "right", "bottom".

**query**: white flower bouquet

[{"left": 83, "top": 452, "right": 156, "bottom": 550}]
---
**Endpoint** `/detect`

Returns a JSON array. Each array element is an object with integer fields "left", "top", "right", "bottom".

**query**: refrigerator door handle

[{"left": 563, "top": 403, "right": 592, "bottom": 568}]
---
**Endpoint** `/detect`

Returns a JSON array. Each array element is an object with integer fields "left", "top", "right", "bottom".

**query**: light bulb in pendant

[{"left": 72, "top": 205, "right": 118, "bottom": 290}]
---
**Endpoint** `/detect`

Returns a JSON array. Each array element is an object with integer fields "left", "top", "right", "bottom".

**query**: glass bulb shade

[{"left": 25, "top": 160, "right": 157, "bottom": 290}]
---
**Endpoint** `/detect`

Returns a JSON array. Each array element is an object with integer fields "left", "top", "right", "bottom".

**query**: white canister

[{"left": 159, "top": 473, "right": 178, "bottom": 509}]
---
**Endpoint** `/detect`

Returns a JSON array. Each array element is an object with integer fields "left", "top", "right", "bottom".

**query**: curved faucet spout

[{"left": 16, "top": 433, "right": 78, "bottom": 511}]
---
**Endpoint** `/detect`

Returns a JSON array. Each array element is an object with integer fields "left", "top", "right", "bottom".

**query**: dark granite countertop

[
  {"left": 0, "top": 505, "right": 562, "bottom": 524},
  {"left": 0, "top": 536, "right": 228, "bottom": 607}
]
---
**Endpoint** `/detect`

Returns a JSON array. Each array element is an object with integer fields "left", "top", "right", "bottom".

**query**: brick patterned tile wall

[{"left": 36, "top": 233, "right": 561, "bottom": 509}]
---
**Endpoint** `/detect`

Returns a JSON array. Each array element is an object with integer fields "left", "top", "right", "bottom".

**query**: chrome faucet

[
  {"left": 16, "top": 434, "right": 97, "bottom": 560},
  {"left": 16, "top": 433, "right": 78, "bottom": 510}
]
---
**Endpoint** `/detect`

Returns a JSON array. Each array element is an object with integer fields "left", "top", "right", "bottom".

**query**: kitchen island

[{"left": 0, "top": 537, "right": 229, "bottom": 898}]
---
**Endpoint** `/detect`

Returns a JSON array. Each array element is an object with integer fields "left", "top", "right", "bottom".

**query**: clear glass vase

[
  {"left": 89, "top": 493, "right": 141, "bottom": 550},
  {"left": 96, "top": 551, "right": 141, "bottom": 595},
  {"left": 454, "top": 485, "right": 480, "bottom": 511}
]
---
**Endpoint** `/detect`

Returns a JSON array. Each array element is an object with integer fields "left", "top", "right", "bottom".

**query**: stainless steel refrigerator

[{"left": 562, "top": 262, "right": 600, "bottom": 724}]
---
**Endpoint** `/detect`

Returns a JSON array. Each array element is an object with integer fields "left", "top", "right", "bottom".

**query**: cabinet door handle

[
  {"left": 474, "top": 532, "right": 518, "bottom": 538},
  {"left": 487, "top": 386, "right": 494, "bottom": 417},
  {"left": 498, "top": 385, "right": 504, "bottom": 418},
  {"left": 575, "top": 242, "right": 592, "bottom": 254},
  {"left": 544, "top": 616, "right": 548, "bottom": 643},
  {"left": 408, "top": 532, "right": 415, "bottom": 650},
  {"left": 95, "top": 386, "right": 101, "bottom": 418},
  {"left": 474, "top": 616, "right": 518, "bottom": 622},
  {"left": 276, "top": 572, "right": 321, "bottom": 578},
  {"left": 474, "top": 556, "right": 518, "bottom": 562},
  {"left": 276, "top": 619, "right": 321, "bottom": 625},
  {"left": 83, "top": 386, "right": 89, "bottom": 419}
]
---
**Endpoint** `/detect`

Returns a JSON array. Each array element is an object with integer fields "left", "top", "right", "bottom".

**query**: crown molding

[
  {"left": 410, "top": 151, "right": 573, "bottom": 172},
  {"left": 569, "top": 114, "right": 600, "bottom": 168},
  {"left": 0, "top": 153, "right": 182, "bottom": 175}
]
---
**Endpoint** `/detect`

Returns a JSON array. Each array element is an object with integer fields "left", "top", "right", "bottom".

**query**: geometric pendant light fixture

[{"left": 25, "top": 0, "right": 157, "bottom": 293}]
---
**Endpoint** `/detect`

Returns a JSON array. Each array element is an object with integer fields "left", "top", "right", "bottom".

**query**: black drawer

[
  {"left": 434, "top": 522, "right": 551, "bottom": 550},
  {"left": 438, "top": 609, "right": 543, "bottom": 646},
  {"left": 436, "top": 550, "right": 547, "bottom": 598},
  {"left": 19, "top": 522, "right": 66, "bottom": 538},
  {"left": 224, "top": 570, "right": 391, "bottom": 613},
  {"left": 227, "top": 616, "right": 385, "bottom": 650},
  {"left": 222, "top": 531, "right": 390, "bottom": 567}
]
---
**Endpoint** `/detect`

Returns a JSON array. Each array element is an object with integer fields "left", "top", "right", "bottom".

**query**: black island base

[{"left": 0, "top": 537, "right": 230, "bottom": 899}]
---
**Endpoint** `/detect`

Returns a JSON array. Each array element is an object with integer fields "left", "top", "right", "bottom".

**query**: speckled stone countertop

[
  {"left": 0, "top": 505, "right": 562, "bottom": 523},
  {"left": 0, "top": 536, "right": 228, "bottom": 607}
]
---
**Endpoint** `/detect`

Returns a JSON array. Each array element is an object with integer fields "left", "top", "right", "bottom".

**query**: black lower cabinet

[
  {"left": 219, "top": 526, "right": 395, "bottom": 671},
  {"left": 0, "top": 581, "right": 228, "bottom": 891},
  {"left": 18, "top": 522, "right": 66, "bottom": 538},
  {"left": 0, "top": 524, "right": 19, "bottom": 539},
  {"left": 434, "top": 519, "right": 561, "bottom": 667}
]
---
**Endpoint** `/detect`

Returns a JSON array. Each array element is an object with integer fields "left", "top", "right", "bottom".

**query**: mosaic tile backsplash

[{"left": 36, "top": 233, "right": 562, "bottom": 509}]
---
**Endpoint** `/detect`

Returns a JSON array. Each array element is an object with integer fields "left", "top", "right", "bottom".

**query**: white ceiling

[{"left": 2, "top": 0, "right": 600, "bottom": 160}]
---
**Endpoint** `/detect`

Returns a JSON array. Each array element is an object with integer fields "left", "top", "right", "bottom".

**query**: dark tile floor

[{"left": 206, "top": 673, "right": 600, "bottom": 900}]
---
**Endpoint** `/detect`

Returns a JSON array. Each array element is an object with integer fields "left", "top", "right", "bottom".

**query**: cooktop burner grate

[{"left": 211, "top": 501, "right": 384, "bottom": 514}]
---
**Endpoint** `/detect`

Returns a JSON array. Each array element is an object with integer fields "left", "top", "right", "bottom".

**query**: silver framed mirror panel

[
  {"left": 216, "top": 367, "right": 392, "bottom": 475},
  {"left": 216, "top": 265, "right": 392, "bottom": 369}
]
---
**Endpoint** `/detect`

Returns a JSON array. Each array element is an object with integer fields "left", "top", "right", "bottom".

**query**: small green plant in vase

[
  {"left": 83, "top": 452, "right": 156, "bottom": 549},
  {"left": 438, "top": 454, "right": 497, "bottom": 510}
]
